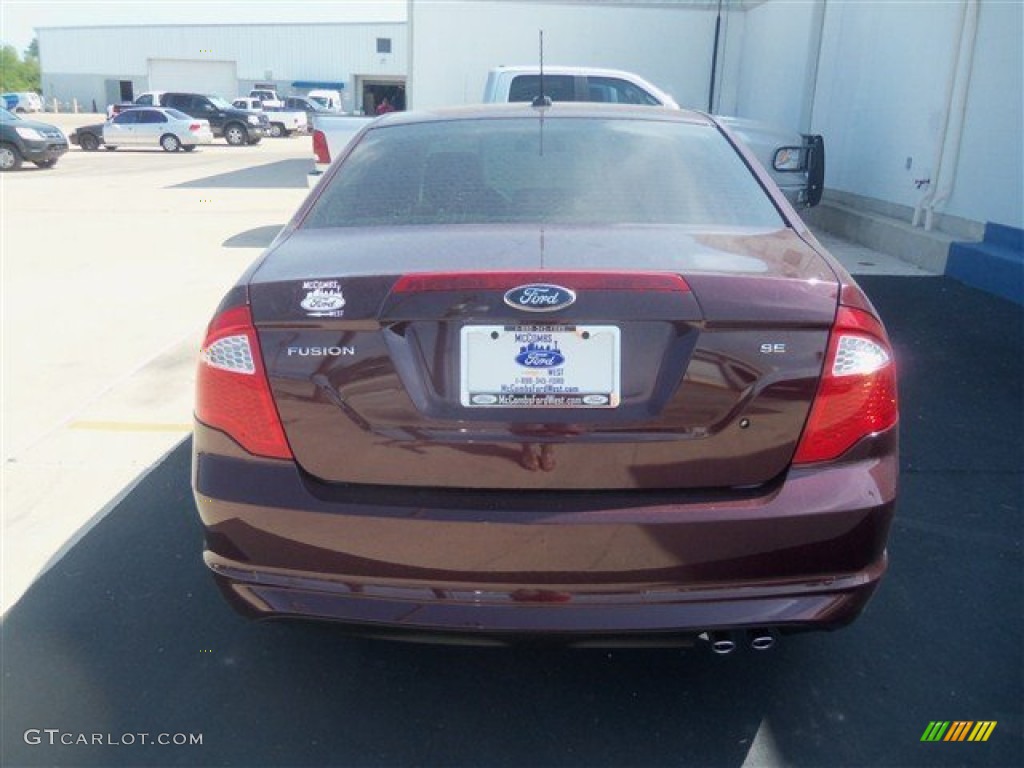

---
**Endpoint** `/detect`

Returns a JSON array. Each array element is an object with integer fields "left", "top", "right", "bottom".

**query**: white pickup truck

[
  {"left": 306, "top": 66, "right": 824, "bottom": 206},
  {"left": 231, "top": 97, "right": 308, "bottom": 138},
  {"left": 483, "top": 66, "right": 823, "bottom": 208}
]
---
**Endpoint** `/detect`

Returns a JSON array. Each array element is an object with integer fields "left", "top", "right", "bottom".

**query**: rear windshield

[{"left": 303, "top": 117, "right": 783, "bottom": 230}]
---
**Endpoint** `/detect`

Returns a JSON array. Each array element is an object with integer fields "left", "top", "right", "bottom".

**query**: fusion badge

[{"left": 504, "top": 284, "right": 576, "bottom": 313}]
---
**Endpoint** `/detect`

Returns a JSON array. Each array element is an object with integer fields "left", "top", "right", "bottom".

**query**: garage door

[{"left": 148, "top": 59, "right": 238, "bottom": 99}]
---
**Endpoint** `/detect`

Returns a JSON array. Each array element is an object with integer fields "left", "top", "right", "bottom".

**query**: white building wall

[
  {"left": 409, "top": 0, "right": 728, "bottom": 111},
  {"left": 810, "top": 0, "right": 1022, "bottom": 229},
  {"left": 38, "top": 23, "right": 406, "bottom": 104},
  {"left": 812, "top": 1, "right": 964, "bottom": 212},
  {"left": 735, "top": 0, "right": 821, "bottom": 131},
  {"left": 946, "top": 1, "right": 1023, "bottom": 228}
]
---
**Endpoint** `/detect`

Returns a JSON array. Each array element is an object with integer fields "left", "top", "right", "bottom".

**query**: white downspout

[
  {"left": 406, "top": 0, "right": 415, "bottom": 110},
  {"left": 924, "top": 0, "right": 979, "bottom": 231},
  {"left": 912, "top": 0, "right": 970, "bottom": 228}
]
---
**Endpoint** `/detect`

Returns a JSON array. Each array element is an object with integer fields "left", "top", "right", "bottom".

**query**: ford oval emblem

[
  {"left": 503, "top": 284, "right": 576, "bottom": 313},
  {"left": 515, "top": 347, "right": 566, "bottom": 368}
]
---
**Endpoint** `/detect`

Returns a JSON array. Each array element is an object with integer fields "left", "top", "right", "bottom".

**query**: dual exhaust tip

[{"left": 706, "top": 629, "right": 777, "bottom": 654}]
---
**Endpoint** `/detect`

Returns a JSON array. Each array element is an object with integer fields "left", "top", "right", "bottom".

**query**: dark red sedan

[{"left": 192, "top": 104, "right": 898, "bottom": 652}]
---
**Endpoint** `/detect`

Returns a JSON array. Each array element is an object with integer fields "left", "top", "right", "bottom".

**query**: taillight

[
  {"left": 312, "top": 129, "right": 330, "bottom": 164},
  {"left": 189, "top": 123, "right": 201, "bottom": 132},
  {"left": 195, "top": 304, "right": 293, "bottom": 460},
  {"left": 793, "top": 305, "right": 898, "bottom": 464}
]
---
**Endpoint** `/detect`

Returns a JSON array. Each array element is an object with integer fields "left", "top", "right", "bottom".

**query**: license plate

[{"left": 460, "top": 325, "right": 620, "bottom": 408}]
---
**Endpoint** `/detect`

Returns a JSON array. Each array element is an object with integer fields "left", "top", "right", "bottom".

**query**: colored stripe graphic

[
  {"left": 921, "top": 721, "right": 996, "bottom": 742},
  {"left": 945, "top": 721, "right": 972, "bottom": 741},
  {"left": 968, "top": 722, "right": 997, "bottom": 742}
]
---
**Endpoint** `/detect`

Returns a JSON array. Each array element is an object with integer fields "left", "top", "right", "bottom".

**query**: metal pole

[{"left": 708, "top": 0, "right": 723, "bottom": 113}]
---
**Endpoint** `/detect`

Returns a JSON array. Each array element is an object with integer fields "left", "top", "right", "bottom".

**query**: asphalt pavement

[{"left": 2, "top": 275, "right": 1021, "bottom": 768}]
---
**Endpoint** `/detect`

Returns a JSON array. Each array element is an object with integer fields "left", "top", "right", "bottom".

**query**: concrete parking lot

[
  {"left": 2, "top": 115, "right": 1021, "bottom": 767},
  {"left": 2, "top": 114, "right": 310, "bottom": 610}
]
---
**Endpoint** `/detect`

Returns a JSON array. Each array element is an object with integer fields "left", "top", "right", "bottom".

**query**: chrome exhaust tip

[
  {"left": 708, "top": 632, "right": 737, "bottom": 655},
  {"left": 748, "top": 629, "right": 777, "bottom": 651}
]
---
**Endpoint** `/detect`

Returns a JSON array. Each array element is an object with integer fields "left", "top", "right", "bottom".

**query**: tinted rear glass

[
  {"left": 508, "top": 75, "right": 576, "bottom": 103},
  {"left": 303, "top": 117, "right": 783, "bottom": 230}
]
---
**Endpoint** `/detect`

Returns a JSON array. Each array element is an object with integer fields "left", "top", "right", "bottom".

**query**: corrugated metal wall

[{"left": 38, "top": 22, "right": 406, "bottom": 106}]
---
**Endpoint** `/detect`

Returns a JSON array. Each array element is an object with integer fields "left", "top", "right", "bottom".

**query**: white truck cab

[{"left": 249, "top": 89, "right": 284, "bottom": 109}]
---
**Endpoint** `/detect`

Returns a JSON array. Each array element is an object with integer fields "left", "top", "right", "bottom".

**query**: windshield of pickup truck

[
  {"left": 207, "top": 96, "right": 234, "bottom": 110},
  {"left": 303, "top": 116, "right": 784, "bottom": 229},
  {"left": 0, "top": 107, "right": 19, "bottom": 121}
]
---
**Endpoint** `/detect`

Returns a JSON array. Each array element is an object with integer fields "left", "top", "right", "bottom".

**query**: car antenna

[{"left": 532, "top": 30, "right": 552, "bottom": 108}]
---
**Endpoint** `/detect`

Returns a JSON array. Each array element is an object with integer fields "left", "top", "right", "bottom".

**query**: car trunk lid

[{"left": 248, "top": 225, "right": 838, "bottom": 490}]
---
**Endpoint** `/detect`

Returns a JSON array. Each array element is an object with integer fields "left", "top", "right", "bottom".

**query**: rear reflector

[
  {"left": 392, "top": 271, "right": 690, "bottom": 293},
  {"left": 793, "top": 305, "right": 898, "bottom": 464},
  {"left": 312, "top": 129, "right": 330, "bottom": 164},
  {"left": 196, "top": 305, "right": 293, "bottom": 460}
]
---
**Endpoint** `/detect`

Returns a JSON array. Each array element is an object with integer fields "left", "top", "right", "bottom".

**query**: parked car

[
  {"left": 0, "top": 107, "right": 68, "bottom": 170},
  {"left": 483, "top": 66, "right": 824, "bottom": 208},
  {"left": 2, "top": 92, "right": 44, "bottom": 113},
  {"left": 193, "top": 103, "right": 898, "bottom": 650},
  {"left": 133, "top": 91, "right": 266, "bottom": 145},
  {"left": 70, "top": 107, "right": 213, "bottom": 152},
  {"left": 231, "top": 97, "right": 308, "bottom": 137}
]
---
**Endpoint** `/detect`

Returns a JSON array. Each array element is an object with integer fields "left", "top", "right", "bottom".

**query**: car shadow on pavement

[
  {"left": 2, "top": 277, "right": 1021, "bottom": 768},
  {"left": 222, "top": 225, "right": 285, "bottom": 249},
  {"left": 171, "top": 159, "right": 309, "bottom": 189}
]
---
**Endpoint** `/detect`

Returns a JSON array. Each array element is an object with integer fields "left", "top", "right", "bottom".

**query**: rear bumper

[
  {"left": 207, "top": 553, "right": 886, "bottom": 644},
  {"left": 184, "top": 130, "right": 214, "bottom": 146},
  {"left": 193, "top": 424, "right": 897, "bottom": 642}
]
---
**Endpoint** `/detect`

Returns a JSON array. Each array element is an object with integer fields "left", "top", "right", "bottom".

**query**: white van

[
  {"left": 3, "top": 92, "right": 44, "bottom": 113},
  {"left": 307, "top": 89, "right": 343, "bottom": 113}
]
